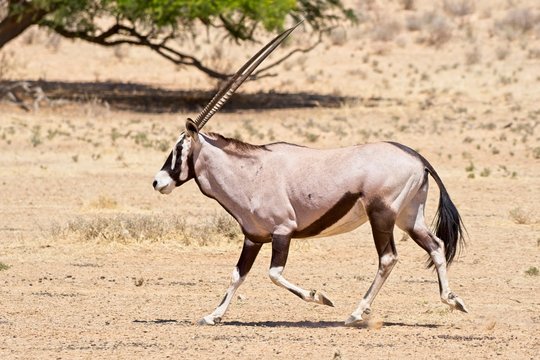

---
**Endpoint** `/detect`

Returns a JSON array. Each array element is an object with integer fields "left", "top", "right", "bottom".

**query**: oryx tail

[{"left": 425, "top": 161, "right": 466, "bottom": 268}]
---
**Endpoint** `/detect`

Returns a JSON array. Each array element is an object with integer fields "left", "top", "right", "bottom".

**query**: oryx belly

[{"left": 314, "top": 201, "right": 368, "bottom": 238}]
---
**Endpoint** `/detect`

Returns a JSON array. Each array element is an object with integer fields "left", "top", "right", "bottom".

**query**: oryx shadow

[
  {"left": 131, "top": 318, "right": 442, "bottom": 329},
  {"left": 133, "top": 319, "right": 188, "bottom": 325},
  {"left": 221, "top": 320, "right": 442, "bottom": 329}
]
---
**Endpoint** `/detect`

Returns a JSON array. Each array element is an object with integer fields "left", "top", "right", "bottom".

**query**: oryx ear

[{"left": 185, "top": 118, "right": 199, "bottom": 142}]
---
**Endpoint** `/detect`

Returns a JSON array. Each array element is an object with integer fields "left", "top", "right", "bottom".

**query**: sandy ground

[{"left": 1, "top": 0, "right": 539, "bottom": 358}]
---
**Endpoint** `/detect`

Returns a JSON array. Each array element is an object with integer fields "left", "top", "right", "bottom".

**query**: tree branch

[
  {"left": 0, "top": 0, "right": 49, "bottom": 48},
  {"left": 42, "top": 19, "right": 324, "bottom": 81}
]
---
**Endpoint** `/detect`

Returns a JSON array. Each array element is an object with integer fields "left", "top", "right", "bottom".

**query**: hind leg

[
  {"left": 345, "top": 203, "right": 398, "bottom": 326},
  {"left": 396, "top": 192, "right": 468, "bottom": 313}
]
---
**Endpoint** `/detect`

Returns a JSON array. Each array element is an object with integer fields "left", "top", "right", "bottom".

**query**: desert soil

[{"left": 1, "top": 0, "right": 539, "bottom": 359}]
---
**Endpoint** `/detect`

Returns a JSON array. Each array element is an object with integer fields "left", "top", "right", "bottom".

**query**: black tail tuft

[{"left": 427, "top": 189, "right": 466, "bottom": 269}]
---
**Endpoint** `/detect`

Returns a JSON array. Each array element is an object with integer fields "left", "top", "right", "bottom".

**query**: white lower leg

[
  {"left": 430, "top": 249, "right": 468, "bottom": 313},
  {"left": 268, "top": 266, "right": 334, "bottom": 306},
  {"left": 346, "top": 253, "right": 397, "bottom": 325},
  {"left": 199, "top": 268, "right": 244, "bottom": 325}
]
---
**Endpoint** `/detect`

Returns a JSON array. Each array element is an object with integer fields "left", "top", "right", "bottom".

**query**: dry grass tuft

[
  {"left": 88, "top": 195, "right": 118, "bottom": 209},
  {"left": 524, "top": 266, "right": 539, "bottom": 276},
  {"left": 414, "top": 12, "right": 453, "bottom": 47},
  {"left": 372, "top": 19, "right": 402, "bottom": 42},
  {"left": 329, "top": 27, "right": 348, "bottom": 46},
  {"left": 495, "top": 7, "right": 537, "bottom": 39},
  {"left": 443, "top": 0, "right": 475, "bottom": 18},
  {"left": 465, "top": 46, "right": 482, "bottom": 65},
  {"left": 0, "top": 50, "right": 17, "bottom": 80},
  {"left": 50, "top": 212, "right": 242, "bottom": 245},
  {"left": 400, "top": 0, "right": 415, "bottom": 11},
  {"left": 508, "top": 207, "right": 531, "bottom": 225}
]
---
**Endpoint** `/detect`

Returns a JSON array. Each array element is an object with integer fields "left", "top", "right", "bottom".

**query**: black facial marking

[
  {"left": 160, "top": 137, "right": 195, "bottom": 186},
  {"left": 293, "top": 192, "right": 363, "bottom": 238}
]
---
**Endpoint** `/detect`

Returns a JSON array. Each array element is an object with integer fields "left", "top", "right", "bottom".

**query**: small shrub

[
  {"left": 479, "top": 167, "right": 491, "bottom": 177},
  {"left": 46, "top": 33, "right": 62, "bottom": 52},
  {"left": 400, "top": 0, "right": 415, "bottom": 10},
  {"left": 528, "top": 48, "right": 540, "bottom": 59},
  {"left": 89, "top": 195, "right": 118, "bottom": 209},
  {"left": 406, "top": 15, "right": 422, "bottom": 31},
  {"left": 329, "top": 27, "right": 348, "bottom": 46},
  {"left": 372, "top": 19, "right": 402, "bottom": 42},
  {"left": 304, "top": 132, "right": 320, "bottom": 143},
  {"left": 509, "top": 207, "right": 531, "bottom": 225},
  {"left": 113, "top": 45, "right": 129, "bottom": 61},
  {"left": 495, "top": 46, "right": 510, "bottom": 61},
  {"left": 532, "top": 147, "right": 540, "bottom": 159},
  {"left": 495, "top": 7, "right": 536, "bottom": 39},
  {"left": 420, "top": 12, "right": 453, "bottom": 47},
  {"left": 465, "top": 46, "right": 481, "bottom": 65},
  {"left": 0, "top": 262, "right": 10, "bottom": 271},
  {"left": 30, "top": 125, "right": 42, "bottom": 147},
  {"left": 443, "top": 0, "right": 475, "bottom": 18},
  {"left": 0, "top": 50, "right": 17, "bottom": 80},
  {"left": 525, "top": 267, "right": 539, "bottom": 276}
]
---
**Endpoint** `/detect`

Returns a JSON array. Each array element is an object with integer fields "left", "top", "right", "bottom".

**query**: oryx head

[{"left": 153, "top": 22, "right": 302, "bottom": 194}]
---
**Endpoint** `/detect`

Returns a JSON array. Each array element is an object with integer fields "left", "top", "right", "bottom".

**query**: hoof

[
  {"left": 310, "top": 290, "right": 335, "bottom": 307},
  {"left": 344, "top": 308, "right": 371, "bottom": 327},
  {"left": 453, "top": 297, "right": 469, "bottom": 313},
  {"left": 197, "top": 316, "right": 221, "bottom": 326},
  {"left": 446, "top": 293, "right": 469, "bottom": 313},
  {"left": 344, "top": 315, "right": 366, "bottom": 327}
]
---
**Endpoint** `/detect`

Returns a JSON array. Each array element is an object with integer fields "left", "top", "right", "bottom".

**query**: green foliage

[
  {"left": 2, "top": 0, "right": 355, "bottom": 77},
  {"left": 25, "top": 0, "right": 354, "bottom": 39}
]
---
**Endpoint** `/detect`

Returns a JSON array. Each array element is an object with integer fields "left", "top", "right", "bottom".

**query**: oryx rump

[{"left": 153, "top": 23, "right": 468, "bottom": 326}]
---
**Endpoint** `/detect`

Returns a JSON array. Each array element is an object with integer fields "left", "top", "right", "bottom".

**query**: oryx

[{"left": 153, "top": 23, "right": 468, "bottom": 326}]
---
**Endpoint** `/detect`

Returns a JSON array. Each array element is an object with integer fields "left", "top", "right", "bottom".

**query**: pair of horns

[{"left": 192, "top": 21, "right": 303, "bottom": 130}]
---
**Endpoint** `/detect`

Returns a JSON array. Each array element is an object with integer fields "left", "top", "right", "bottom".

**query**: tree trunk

[{"left": 0, "top": 1, "right": 48, "bottom": 49}]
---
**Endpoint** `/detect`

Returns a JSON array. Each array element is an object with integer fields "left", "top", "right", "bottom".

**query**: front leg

[
  {"left": 268, "top": 234, "right": 334, "bottom": 307},
  {"left": 198, "top": 238, "right": 262, "bottom": 325}
]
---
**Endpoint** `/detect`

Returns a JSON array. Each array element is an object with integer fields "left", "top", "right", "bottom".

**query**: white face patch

[
  {"left": 179, "top": 137, "right": 192, "bottom": 181},
  {"left": 170, "top": 133, "right": 186, "bottom": 171}
]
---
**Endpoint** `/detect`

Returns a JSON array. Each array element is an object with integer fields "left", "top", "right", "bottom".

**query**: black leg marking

[
  {"left": 289, "top": 288, "right": 304, "bottom": 300},
  {"left": 237, "top": 238, "right": 263, "bottom": 277},
  {"left": 270, "top": 234, "right": 292, "bottom": 269},
  {"left": 218, "top": 294, "right": 228, "bottom": 307}
]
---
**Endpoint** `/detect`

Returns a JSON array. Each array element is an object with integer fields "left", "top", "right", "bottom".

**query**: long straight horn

[{"left": 193, "top": 21, "right": 303, "bottom": 129}]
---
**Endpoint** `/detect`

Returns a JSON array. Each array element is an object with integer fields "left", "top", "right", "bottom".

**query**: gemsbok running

[{"left": 153, "top": 23, "right": 468, "bottom": 326}]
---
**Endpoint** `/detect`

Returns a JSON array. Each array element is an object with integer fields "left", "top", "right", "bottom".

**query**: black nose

[{"left": 152, "top": 180, "right": 157, "bottom": 189}]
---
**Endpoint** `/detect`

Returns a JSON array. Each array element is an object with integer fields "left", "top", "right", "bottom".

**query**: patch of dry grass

[
  {"left": 508, "top": 207, "right": 531, "bottom": 225},
  {"left": 50, "top": 212, "right": 242, "bottom": 245},
  {"left": 88, "top": 195, "right": 118, "bottom": 209},
  {"left": 494, "top": 7, "right": 538, "bottom": 39}
]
